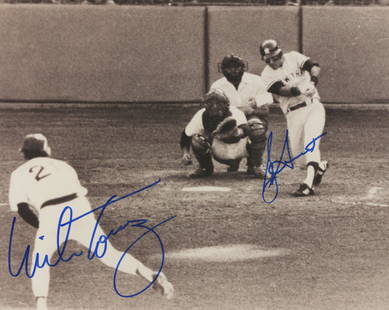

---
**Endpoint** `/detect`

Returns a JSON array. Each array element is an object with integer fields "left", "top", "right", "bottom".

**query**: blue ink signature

[
  {"left": 262, "top": 130, "right": 327, "bottom": 204},
  {"left": 8, "top": 178, "right": 176, "bottom": 298}
]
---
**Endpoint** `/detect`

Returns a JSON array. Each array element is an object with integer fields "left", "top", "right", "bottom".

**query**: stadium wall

[
  {"left": 303, "top": 7, "right": 389, "bottom": 103},
  {"left": 0, "top": 5, "right": 205, "bottom": 102},
  {"left": 0, "top": 5, "right": 388, "bottom": 104},
  {"left": 207, "top": 6, "right": 299, "bottom": 89}
]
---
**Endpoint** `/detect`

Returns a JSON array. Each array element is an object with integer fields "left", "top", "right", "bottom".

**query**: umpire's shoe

[
  {"left": 247, "top": 164, "right": 266, "bottom": 179},
  {"left": 189, "top": 167, "right": 213, "bottom": 178},
  {"left": 293, "top": 183, "right": 314, "bottom": 197},
  {"left": 313, "top": 160, "right": 329, "bottom": 188},
  {"left": 227, "top": 159, "right": 241, "bottom": 173}
]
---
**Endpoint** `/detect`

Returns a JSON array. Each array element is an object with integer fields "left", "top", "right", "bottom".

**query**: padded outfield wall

[
  {"left": 0, "top": 5, "right": 205, "bottom": 102},
  {"left": 0, "top": 5, "right": 389, "bottom": 104},
  {"left": 303, "top": 7, "right": 389, "bottom": 103},
  {"left": 207, "top": 6, "right": 299, "bottom": 88}
]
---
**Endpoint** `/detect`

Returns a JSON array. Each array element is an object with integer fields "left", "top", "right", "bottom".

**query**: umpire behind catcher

[{"left": 210, "top": 54, "right": 274, "bottom": 178}]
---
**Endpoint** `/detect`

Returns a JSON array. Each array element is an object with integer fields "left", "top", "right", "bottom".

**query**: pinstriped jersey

[{"left": 261, "top": 51, "right": 320, "bottom": 114}]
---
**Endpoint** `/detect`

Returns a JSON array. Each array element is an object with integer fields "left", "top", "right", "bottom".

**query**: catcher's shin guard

[
  {"left": 247, "top": 117, "right": 267, "bottom": 167},
  {"left": 247, "top": 142, "right": 266, "bottom": 167},
  {"left": 190, "top": 134, "right": 214, "bottom": 177}
]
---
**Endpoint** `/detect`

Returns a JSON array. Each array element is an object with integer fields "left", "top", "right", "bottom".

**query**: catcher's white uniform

[
  {"left": 185, "top": 106, "right": 248, "bottom": 161},
  {"left": 261, "top": 51, "right": 326, "bottom": 167},
  {"left": 210, "top": 72, "right": 273, "bottom": 110},
  {"left": 9, "top": 152, "right": 173, "bottom": 308}
]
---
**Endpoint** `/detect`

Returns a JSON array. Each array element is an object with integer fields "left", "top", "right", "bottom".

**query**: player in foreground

[
  {"left": 180, "top": 89, "right": 255, "bottom": 178},
  {"left": 259, "top": 39, "right": 328, "bottom": 196},
  {"left": 210, "top": 54, "right": 274, "bottom": 178},
  {"left": 8, "top": 134, "right": 174, "bottom": 310}
]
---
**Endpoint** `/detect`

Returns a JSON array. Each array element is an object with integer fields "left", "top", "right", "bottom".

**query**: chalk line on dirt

[
  {"left": 182, "top": 186, "right": 231, "bottom": 192},
  {"left": 164, "top": 244, "right": 290, "bottom": 262},
  {"left": 365, "top": 186, "right": 384, "bottom": 200}
]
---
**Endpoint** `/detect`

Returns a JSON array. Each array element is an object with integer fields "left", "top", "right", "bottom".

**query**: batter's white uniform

[
  {"left": 9, "top": 157, "right": 151, "bottom": 298},
  {"left": 185, "top": 106, "right": 248, "bottom": 161},
  {"left": 261, "top": 51, "right": 326, "bottom": 166},
  {"left": 210, "top": 72, "right": 273, "bottom": 110}
]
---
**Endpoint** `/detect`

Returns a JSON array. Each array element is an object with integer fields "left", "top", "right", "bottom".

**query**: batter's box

[{"left": 329, "top": 186, "right": 389, "bottom": 208}]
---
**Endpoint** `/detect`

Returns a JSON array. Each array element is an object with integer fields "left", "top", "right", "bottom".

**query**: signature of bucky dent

[
  {"left": 262, "top": 130, "right": 327, "bottom": 204},
  {"left": 8, "top": 179, "right": 176, "bottom": 298}
]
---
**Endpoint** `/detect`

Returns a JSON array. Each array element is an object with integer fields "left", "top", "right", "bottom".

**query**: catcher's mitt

[{"left": 212, "top": 117, "right": 241, "bottom": 144}]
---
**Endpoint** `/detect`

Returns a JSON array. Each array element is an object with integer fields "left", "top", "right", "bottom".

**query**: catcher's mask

[
  {"left": 218, "top": 54, "right": 247, "bottom": 84},
  {"left": 202, "top": 89, "right": 230, "bottom": 118},
  {"left": 21, "top": 133, "right": 51, "bottom": 159},
  {"left": 259, "top": 39, "right": 283, "bottom": 65}
]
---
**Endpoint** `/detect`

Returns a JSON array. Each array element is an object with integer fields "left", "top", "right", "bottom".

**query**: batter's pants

[{"left": 285, "top": 99, "right": 326, "bottom": 167}]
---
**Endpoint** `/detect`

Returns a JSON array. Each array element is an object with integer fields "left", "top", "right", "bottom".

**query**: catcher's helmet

[
  {"left": 259, "top": 39, "right": 282, "bottom": 61},
  {"left": 202, "top": 89, "right": 230, "bottom": 117},
  {"left": 203, "top": 89, "right": 230, "bottom": 107},
  {"left": 21, "top": 133, "right": 51, "bottom": 159}
]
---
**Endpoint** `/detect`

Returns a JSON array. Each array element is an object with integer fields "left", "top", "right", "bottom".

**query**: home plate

[
  {"left": 182, "top": 186, "right": 231, "bottom": 192},
  {"left": 166, "top": 244, "right": 290, "bottom": 262}
]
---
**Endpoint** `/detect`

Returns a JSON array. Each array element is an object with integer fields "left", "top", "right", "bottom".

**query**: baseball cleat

[
  {"left": 152, "top": 272, "right": 174, "bottom": 300},
  {"left": 189, "top": 167, "right": 213, "bottom": 178},
  {"left": 246, "top": 165, "right": 267, "bottom": 179},
  {"left": 313, "top": 160, "right": 329, "bottom": 188},
  {"left": 293, "top": 183, "right": 314, "bottom": 197}
]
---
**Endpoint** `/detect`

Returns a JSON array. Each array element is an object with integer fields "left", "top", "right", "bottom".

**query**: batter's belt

[
  {"left": 287, "top": 99, "right": 318, "bottom": 113},
  {"left": 41, "top": 193, "right": 78, "bottom": 209},
  {"left": 288, "top": 101, "right": 307, "bottom": 112}
]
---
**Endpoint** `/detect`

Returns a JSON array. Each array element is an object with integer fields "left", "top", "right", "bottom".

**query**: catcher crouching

[{"left": 180, "top": 89, "right": 265, "bottom": 178}]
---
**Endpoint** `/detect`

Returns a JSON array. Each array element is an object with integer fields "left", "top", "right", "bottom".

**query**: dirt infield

[{"left": 0, "top": 104, "right": 388, "bottom": 310}]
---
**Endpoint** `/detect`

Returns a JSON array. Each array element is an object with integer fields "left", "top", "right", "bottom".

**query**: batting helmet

[
  {"left": 21, "top": 133, "right": 51, "bottom": 159},
  {"left": 259, "top": 39, "right": 283, "bottom": 61}
]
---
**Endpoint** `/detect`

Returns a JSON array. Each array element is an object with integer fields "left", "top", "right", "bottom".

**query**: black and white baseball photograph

[{"left": 0, "top": 0, "right": 388, "bottom": 309}]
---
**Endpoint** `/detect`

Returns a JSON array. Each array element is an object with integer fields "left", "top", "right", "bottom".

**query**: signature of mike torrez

[{"left": 8, "top": 179, "right": 176, "bottom": 298}]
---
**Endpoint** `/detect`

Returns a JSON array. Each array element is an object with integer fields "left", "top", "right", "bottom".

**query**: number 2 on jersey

[{"left": 29, "top": 165, "right": 51, "bottom": 181}]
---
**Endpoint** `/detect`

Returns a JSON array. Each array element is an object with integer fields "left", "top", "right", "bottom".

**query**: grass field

[{"left": 0, "top": 103, "right": 388, "bottom": 310}]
